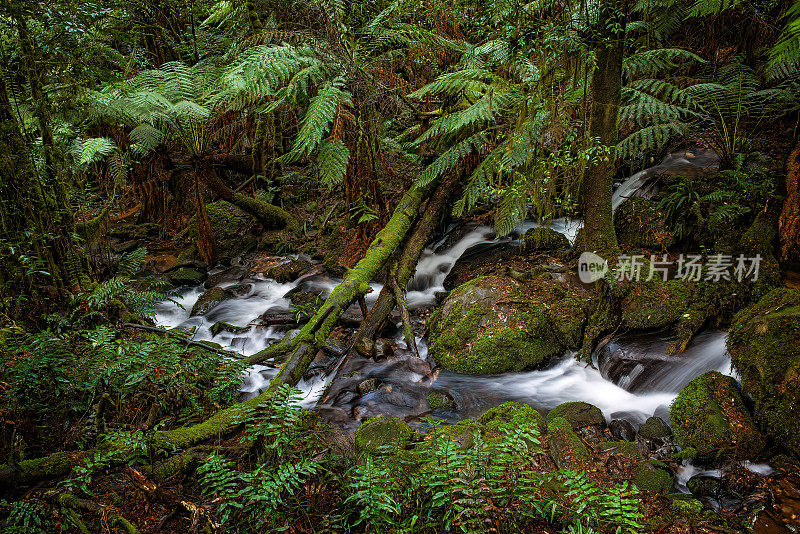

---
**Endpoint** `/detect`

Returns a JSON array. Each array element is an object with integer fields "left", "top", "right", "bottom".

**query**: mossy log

[
  {"left": 203, "top": 166, "right": 296, "bottom": 230},
  {"left": 242, "top": 183, "right": 434, "bottom": 377}
]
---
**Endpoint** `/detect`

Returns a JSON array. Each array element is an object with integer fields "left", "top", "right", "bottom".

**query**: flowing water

[{"left": 153, "top": 146, "right": 731, "bottom": 421}]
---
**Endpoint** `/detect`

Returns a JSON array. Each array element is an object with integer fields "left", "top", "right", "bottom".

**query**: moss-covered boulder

[
  {"left": 598, "top": 441, "right": 640, "bottom": 458},
  {"left": 634, "top": 459, "right": 674, "bottom": 492},
  {"left": 523, "top": 227, "right": 569, "bottom": 251},
  {"left": 546, "top": 401, "right": 604, "bottom": 430},
  {"left": 190, "top": 287, "right": 236, "bottom": 316},
  {"left": 637, "top": 416, "right": 672, "bottom": 440},
  {"left": 478, "top": 401, "right": 547, "bottom": 435},
  {"left": 167, "top": 267, "right": 207, "bottom": 286},
  {"left": 210, "top": 321, "right": 248, "bottom": 336},
  {"left": 548, "top": 416, "right": 590, "bottom": 470},
  {"left": 427, "top": 276, "right": 565, "bottom": 375},
  {"left": 267, "top": 259, "right": 313, "bottom": 283},
  {"left": 354, "top": 416, "right": 413, "bottom": 455},
  {"left": 613, "top": 198, "right": 674, "bottom": 250},
  {"left": 670, "top": 371, "right": 765, "bottom": 461},
  {"left": 727, "top": 288, "right": 800, "bottom": 456}
]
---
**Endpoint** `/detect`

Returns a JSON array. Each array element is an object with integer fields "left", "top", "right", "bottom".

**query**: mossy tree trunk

[
  {"left": 579, "top": 0, "right": 627, "bottom": 259},
  {"left": 242, "top": 183, "right": 434, "bottom": 374}
]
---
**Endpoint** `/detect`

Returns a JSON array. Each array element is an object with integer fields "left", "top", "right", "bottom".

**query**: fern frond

[
  {"left": 317, "top": 139, "right": 350, "bottom": 185},
  {"left": 622, "top": 48, "right": 704, "bottom": 78}
]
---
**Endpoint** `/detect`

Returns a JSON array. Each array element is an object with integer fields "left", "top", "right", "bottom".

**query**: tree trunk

[
  {"left": 242, "top": 183, "right": 434, "bottom": 373},
  {"left": 579, "top": 0, "right": 627, "bottom": 259},
  {"left": 779, "top": 139, "right": 800, "bottom": 264},
  {"left": 202, "top": 164, "right": 297, "bottom": 230}
]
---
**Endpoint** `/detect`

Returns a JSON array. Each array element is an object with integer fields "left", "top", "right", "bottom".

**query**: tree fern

[{"left": 317, "top": 138, "right": 350, "bottom": 185}]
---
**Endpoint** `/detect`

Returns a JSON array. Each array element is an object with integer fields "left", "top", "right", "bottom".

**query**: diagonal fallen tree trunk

[
  {"left": 0, "top": 183, "right": 436, "bottom": 487},
  {"left": 241, "top": 183, "right": 434, "bottom": 371}
]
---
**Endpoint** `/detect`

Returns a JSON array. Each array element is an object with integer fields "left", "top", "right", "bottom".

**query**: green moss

[
  {"left": 619, "top": 277, "right": 693, "bottom": 331},
  {"left": 637, "top": 416, "right": 672, "bottom": 440},
  {"left": 523, "top": 227, "right": 569, "bottom": 251},
  {"left": 176, "top": 245, "right": 199, "bottom": 265},
  {"left": 728, "top": 288, "right": 800, "bottom": 456},
  {"left": 613, "top": 198, "right": 674, "bottom": 249},
  {"left": 670, "top": 497, "right": 704, "bottom": 518},
  {"left": 428, "top": 276, "right": 563, "bottom": 375},
  {"left": 267, "top": 259, "right": 312, "bottom": 283},
  {"left": 670, "top": 371, "right": 765, "bottom": 461},
  {"left": 634, "top": 459, "right": 674, "bottom": 492},
  {"left": 168, "top": 267, "right": 207, "bottom": 286},
  {"left": 546, "top": 401, "right": 604, "bottom": 429},
  {"left": 427, "top": 391, "right": 456, "bottom": 411},
  {"left": 478, "top": 401, "right": 547, "bottom": 436},
  {"left": 598, "top": 441, "right": 640, "bottom": 457},
  {"left": 354, "top": 416, "right": 413, "bottom": 455},
  {"left": 547, "top": 416, "right": 590, "bottom": 470},
  {"left": 191, "top": 287, "right": 235, "bottom": 316}
]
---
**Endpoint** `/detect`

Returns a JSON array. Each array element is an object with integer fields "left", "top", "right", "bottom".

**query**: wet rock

[
  {"left": 267, "top": 259, "right": 313, "bottom": 283},
  {"left": 335, "top": 391, "right": 357, "bottom": 405},
  {"left": 167, "top": 267, "right": 207, "bottom": 286},
  {"left": 478, "top": 401, "right": 547, "bottom": 435},
  {"left": 546, "top": 401, "right": 605, "bottom": 430},
  {"left": 634, "top": 459, "right": 674, "bottom": 493},
  {"left": 638, "top": 416, "right": 672, "bottom": 441},
  {"left": 609, "top": 419, "right": 637, "bottom": 441},
  {"left": 670, "top": 370, "right": 765, "bottom": 461},
  {"left": 548, "top": 416, "right": 590, "bottom": 470},
  {"left": 191, "top": 287, "right": 236, "bottom": 317},
  {"left": 427, "top": 391, "right": 456, "bottom": 410},
  {"left": 427, "top": 276, "right": 564, "bottom": 375},
  {"left": 523, "top": 227, "right": 569, "bottom": 251},
  {"left": 613, "top": 198, "right": 674, "bottom": 250},
  {"left": 357, "top": 378, "right": 381, "bottom": 395},
  {"left": 728, "top": 288, "right": 800, "bottom": 457},
  {"left": 210, "top": 321, "right": 248, "bottom": 336},
  {"left": 204, "top": 266, "right": 249, "bottom": 289},
  {"left": 108, "top": 222, "right": 160, "bottom": 241},
  {"left": 687, "top": 475, "right": 721, "bottom": 499},
  {"left": 354, "top": 416, "right": 413, "bottom": 454},
  {"left": 191, "top": 200, "right": 258, "bottom": 258}
]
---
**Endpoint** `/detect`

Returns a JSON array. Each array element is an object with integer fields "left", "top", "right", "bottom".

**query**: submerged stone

[{"left": 267, "top": 259, "right": 313, "bottom": 283}]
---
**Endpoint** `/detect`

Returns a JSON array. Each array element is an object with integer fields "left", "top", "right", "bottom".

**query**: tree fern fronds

[
  {"left": 317, "top": 139, "right": 350, "bottom": 185},
  {"left": 687, "top": 0, "right": 743, "bottom": 17},
  {"left": 415, "top": 90, "right": 521, "bottom": 147},
  {"left": 118, "top": 247, "right": 147, "bottom": 277},
  {"left": 619, "top": 88, "right": 697, "bottom": 125},
  {"left": 416, "top": 132, "right": 489, "bottom": 188},
  {"left": 453, "top": 152, "right": 499, "bottom": 216},
  {"left": 279, "top": 79, "right": 352, "bottom": 163},
  {"left": 622, "top": 48, "right": 704, "bottom": 78},
  {"left": 75, "top": 137, "right": 118, "bottom": 167},
  {"left": 768, "top": 1, "right": 800, "bottom": 76},
  {"left": 616, "top": 122, "right": 687, "bottom": 160},
  {"left": 129, "top": 123, "right": 164, "bottom": 157},
  {"left": 202, "top": 0, "right": 236, "bottom": 26},
  {"left": 409, "top": 69, "right": 501, "bottom": 99}
]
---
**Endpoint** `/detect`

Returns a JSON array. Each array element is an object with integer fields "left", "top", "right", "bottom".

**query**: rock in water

[
  {"left": 546, "top": 401, "right": 605, "bottom": 430},
  {"left": 670, "top": 370, "right": 765, "bottom": 461},
  {"left": 427, "top": 276, "right": 574, "bottom": 375},
  {"left": 728, "top": 288, "right": 800, "bottom": 456},
  {"left": 190, "top": 287, "right": 236, "bottom": 316}
]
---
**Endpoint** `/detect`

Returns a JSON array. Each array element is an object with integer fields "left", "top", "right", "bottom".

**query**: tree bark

[
  {"left": 779, "top": 139, "right": 800, "bottom": 264},
  {"left": 579, "top": 0, "right": 627, "bottom": 259},
  {"left": 242, "top": 183, "right": 434, "bottom": 374}
]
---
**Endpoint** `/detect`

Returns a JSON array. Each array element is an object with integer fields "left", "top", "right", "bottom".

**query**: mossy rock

[
  {"left": 547, "top": 416, "right": 590, "bottom": 470},
  {"left": 267, "top": 259, "right": 312, "bottom": 283},
  {"left": 478, "top": 401, "right": 547, "bottom": 436},
  {"left": 634, "top": 459, "right": 674, "bottom": 493},
  {"left": 637, "top": 416, "right": 672, "bottom": 440},
  {"left": 727, "top": 288, "right": 800, "bottom": 456},
  {"left": 598, "top": 441, "right": 640, "bottom": 458},
  {"left": 176, "top": 245, "right": 199, "bottom": 266},
  {"left": 613, "top": 198, "right": 674, "bottom": 250},
  {"left": 670, "top": 371, "right": 765, "bottom": 461},
  {"left": 108, "top": 222, "right": 160, "bottom": 240},
  {"left": 523, "top": 227, "right": 569, "bottom": 251},
  {"left": 546, "top": 401, "right": 604, "bottom": 430},
  {"left": 618, "top": 276, "right": 694, "bottom": 331},
  {"left": 427, "top": 391, "right": 456, "bottom": 411},
  {"left": 670, "top": 497, "right": 704, "bottom": 518},
  {"left": 354, "top": 416, "right": 413, "bottom": 455},
  {"left": 168, "top": 267, "right": 207, "bottom": 286},
  {"left": 427, "top": 276, "right": 564, "bottom": 375},
  {"left": 430, "top": 419, "right": 481, "bottom": 450},
  {"left": 190, "top": 287, "right": 236, "bottom": 317}
]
